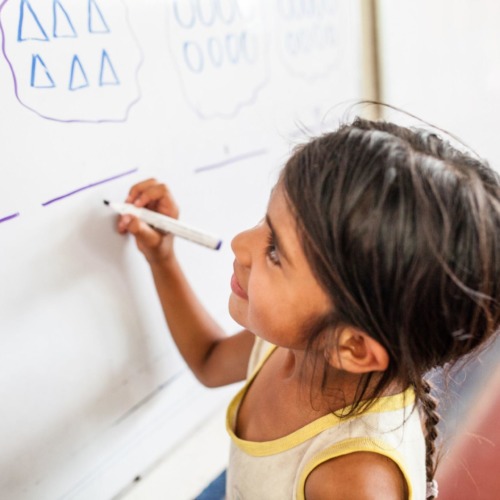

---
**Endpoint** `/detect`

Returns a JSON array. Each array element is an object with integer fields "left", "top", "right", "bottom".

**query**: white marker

[{"left": 104, "top": 200, "right": 222, "bottom": 250}]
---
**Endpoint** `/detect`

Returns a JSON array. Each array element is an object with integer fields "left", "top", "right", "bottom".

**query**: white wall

[{"left": 378, "top": 0, "right": 500, "bottom": 170}]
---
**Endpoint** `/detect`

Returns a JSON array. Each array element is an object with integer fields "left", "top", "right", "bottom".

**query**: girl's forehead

[
  {"left": 267, "top": 187, "right": 304, "bottom": 256},
  {"left": 268, "top": 183, "right": 300, "bottom": 229},
  {"left": 267, "top": 183, "right": 288, "bottom": 217}
]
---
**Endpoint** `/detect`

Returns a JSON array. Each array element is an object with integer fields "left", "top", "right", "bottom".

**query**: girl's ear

[{"left": 325, "top": 328, "right": 389, "bottom": 373}]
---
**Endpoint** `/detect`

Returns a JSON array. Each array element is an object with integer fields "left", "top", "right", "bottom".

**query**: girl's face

[{"left": 229, "top": 183, "right": 332, "bottom": 349}]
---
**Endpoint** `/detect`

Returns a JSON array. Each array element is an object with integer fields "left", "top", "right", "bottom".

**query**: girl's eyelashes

[{"left": 265, "top": 232, "right": 281, "bottom": 266}]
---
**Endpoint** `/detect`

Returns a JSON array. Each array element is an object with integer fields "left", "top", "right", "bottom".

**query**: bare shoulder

[{"left": 305, "top": 452, "right": 408, "bottom": 500}]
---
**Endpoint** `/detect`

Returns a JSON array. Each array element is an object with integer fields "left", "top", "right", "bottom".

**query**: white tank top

[{"left": 226, "top": 338, "right": 426, "bottom": 500}]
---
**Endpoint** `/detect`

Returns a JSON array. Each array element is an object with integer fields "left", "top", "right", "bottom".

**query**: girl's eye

[{"left": 265, "top": 233, "right": 280, "bottom": 266}]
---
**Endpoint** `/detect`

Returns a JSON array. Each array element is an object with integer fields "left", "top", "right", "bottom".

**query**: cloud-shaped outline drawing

[
  {"left": 274, "top": 0, "right": 343, "bottom": 82},
  {"left": 166, "top": 2, "right": 270, "bottom": 121},
  {"left": 0, "top": 0, "right": 144, "bottom": 123}
]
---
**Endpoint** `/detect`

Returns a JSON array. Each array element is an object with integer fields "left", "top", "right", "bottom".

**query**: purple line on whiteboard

[
  {"left": 42, "top": 167, "right": 139, "bottom": 206},
  {"left": 194, "top": 149, "right": 269, "bottom": 173},
  {"left": 0, "top": 212, "right": 20, "bottom": 224}
]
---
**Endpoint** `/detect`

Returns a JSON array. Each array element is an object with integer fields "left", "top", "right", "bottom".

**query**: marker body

[{"left": 108, "top": 202, "right": 222, "bottom": 250}]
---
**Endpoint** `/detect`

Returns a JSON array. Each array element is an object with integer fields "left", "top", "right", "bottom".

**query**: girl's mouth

[{"left": 230, "top": 273, "right": 248, "bottom": 300}]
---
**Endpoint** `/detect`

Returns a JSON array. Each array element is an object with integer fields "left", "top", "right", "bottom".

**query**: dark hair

[{"left": 281, "top": 117, "right": 500, "bottom": 493}]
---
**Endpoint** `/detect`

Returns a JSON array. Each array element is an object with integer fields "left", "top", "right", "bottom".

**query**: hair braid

[{"left": 421, "top": 379, "right": 440, "bottom": 498}]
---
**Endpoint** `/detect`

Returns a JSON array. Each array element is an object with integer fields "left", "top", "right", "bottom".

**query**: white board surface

[{"left": 0, "top": 1, "right": 363, "bottom": 498}]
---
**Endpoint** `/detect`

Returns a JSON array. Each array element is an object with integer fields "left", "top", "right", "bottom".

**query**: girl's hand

[{"left": 117, "top": 178, "right": 179, "bottom": 265}]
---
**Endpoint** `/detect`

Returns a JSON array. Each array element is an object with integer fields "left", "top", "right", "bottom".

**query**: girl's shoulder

[{"left": 305, "top": 450, "right": 407, "bottom": 499}]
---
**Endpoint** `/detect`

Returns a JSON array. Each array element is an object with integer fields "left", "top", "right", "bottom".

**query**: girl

[{"left": 117, "top": 117, "right": 500, "bottom": 499}]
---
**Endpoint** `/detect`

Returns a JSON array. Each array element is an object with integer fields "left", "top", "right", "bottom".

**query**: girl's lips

[{"left": 230, "top": 273, "right": 248, "bottom": 300}]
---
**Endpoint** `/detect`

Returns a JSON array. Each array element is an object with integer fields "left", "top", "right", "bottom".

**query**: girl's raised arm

[{"left": 117, "top": 178, "right": 255, "bottom": 387}]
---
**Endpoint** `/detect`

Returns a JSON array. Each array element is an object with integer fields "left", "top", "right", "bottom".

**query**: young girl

[{"left": 117, "top": 117, "right": 500, "bottom": 499}]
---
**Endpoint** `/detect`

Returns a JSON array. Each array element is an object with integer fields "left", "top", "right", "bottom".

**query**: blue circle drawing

[
  {"left": 225, "top": 33, "right": 240, "bottom": 64},
  {"left": 183, "top": 41, "right": 204, "bottom": 72},
  {"left": 216, "top": 0, "right": 237, "bottom": 24},
  {"left": 241, "top": 32, "right": 258, "bottom": 63},
  {"left": 173, "top": 0, "right": 196, "bottom": 29},
  {"left": 196, "top": 0, "right": 217, "bottom": 26},
  {"left": 285, "top": 31, "right": 299, "bottom": 55},
  {"left": 207, "top": 37, "right": 224, "bottom": 67}
]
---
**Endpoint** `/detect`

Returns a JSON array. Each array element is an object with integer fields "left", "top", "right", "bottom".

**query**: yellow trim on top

[
  {"left": 296, "top": 437, "right": 413, "bottom": 500},
  {"left": 249, "top": 343, "right": 277, "bottom": 378},
  {"left": 226, "top": 343, "right": 415, "bottom": 457},
  {"left": 225, "top": 344, "right": 276, "bottom": 438}
]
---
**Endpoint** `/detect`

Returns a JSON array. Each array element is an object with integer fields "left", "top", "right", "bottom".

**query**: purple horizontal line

[
  {"left": 0, "top": 212, "right": 20, "bottom": 224},
  {"left": 194, "top": 149, "right": 269, "bottom": 173},
  {"left": 42, "top": 167, "right": 139, "bottom": 206}
]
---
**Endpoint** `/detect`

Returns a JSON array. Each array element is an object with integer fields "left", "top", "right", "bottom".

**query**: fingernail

[{"left": 121, "top": 215, "right": 132, "bottom": 227}]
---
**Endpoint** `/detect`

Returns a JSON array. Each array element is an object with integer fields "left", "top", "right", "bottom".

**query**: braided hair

[
  {"left": 281, "top": 116, "right": 500, "bottom": 495},
  {"left": 421, "top": 379, "right": 440, "bottom": 498}
]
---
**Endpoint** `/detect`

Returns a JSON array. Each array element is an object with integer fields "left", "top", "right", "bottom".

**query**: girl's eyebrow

[{"left": 265, "top": 214, "right": 293, "bottom": 266}]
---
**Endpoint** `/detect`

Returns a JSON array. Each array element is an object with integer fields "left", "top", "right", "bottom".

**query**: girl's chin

[{"left": 228, "top": 296, "right": 248, "bottom": 328}]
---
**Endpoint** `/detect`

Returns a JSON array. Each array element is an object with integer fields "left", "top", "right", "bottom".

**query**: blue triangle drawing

[
  {"left": 53, "top": 0, "right": 77, "bottom": 38},
  {"left": 99, "top": 50, "right": 120, "bottom": 86},
  {"left": 69, "top": 55, "right": 89, "bottom": 90},
  {"left": 30, "top": 54, "right": 55, "bottom": 88},
  {"left": 88, "top": 0, "right": 110, "bottom": 34},
  {"left": 18, "top": 0, "right": 49, "bottom": 42}
]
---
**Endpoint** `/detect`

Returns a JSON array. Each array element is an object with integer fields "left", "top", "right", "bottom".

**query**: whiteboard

[
  {"left": 377, "top": 0, "right": 500, "bottom": 170},
  {"left": 0, "top": 1, "right": 363, "bottom": 499}
]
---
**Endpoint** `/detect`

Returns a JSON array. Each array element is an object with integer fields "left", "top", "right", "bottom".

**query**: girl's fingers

[
  {"left": 125, "top": 180, "right": 179, "bottom": 219},
  {"left": 119, "top": 214, "right": 163, "bottom": 248},
  {"left": 155, "top": 188, "right": 180, "bottom": 219},
  {"left": 133, "top": 183, "right": 168, "bottom": 207},
  {"left": 126, "top": 178, "right": 158, "bottom": 203},
  {"left": 117, "top": 214, "right": 134, "bottom": 234}
]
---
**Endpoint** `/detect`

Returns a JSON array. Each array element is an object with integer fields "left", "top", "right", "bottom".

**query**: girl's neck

[{"left": 282, "top": 347, "right": 399, "bottom": 414}]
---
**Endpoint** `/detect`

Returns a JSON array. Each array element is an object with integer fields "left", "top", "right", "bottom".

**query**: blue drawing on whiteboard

[
  {"left": 197, "top": 1, "right": 216, "bottom": 27},
  {"left": 31, "top": 54, "right": 55, "bottom": 87},
  {"left": 217, "top": 1, "right": 237, "bottom": 24},
  {"left": 182, "top": 32, "right": 258, "bottom": 72},
  {"left": 173, "top": 1, "right": 195, "bottom": 29},
  {"left": 169, "top": 0, "right": 269, "bottom": 119},
  {"left": 226, "top": 34, "right": 240, "bottom": 64},
  {"left": 99, "top": 49, "right": 119, "bottom": 86},
  {"left": 88, "top": 0, "right": 109, "bottom": 34},
  {"left": 183, "top": 41, "right": 203, "bottom": 73},
  {"left": 0, "top": 0, "right": 143, "bottom": 122},
  {"left": 17, "top": 0, "right": 48, "bottom": 41},
  {"left": 69, "top": 54, "right": 88, "bottom": 90},
  {"left": 274, "top": 0, "right": 342, "bottom": 80},
  {"left": 207, "top": 37, "right": 223, "bottom": 67},
  {"left": 53, "top": 0, "right": 77, "bottom": 39}
]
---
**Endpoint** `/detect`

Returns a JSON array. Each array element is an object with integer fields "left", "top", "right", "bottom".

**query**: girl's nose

[{"left": 231, "top": 224, "right": 260, "bottom": 268}]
